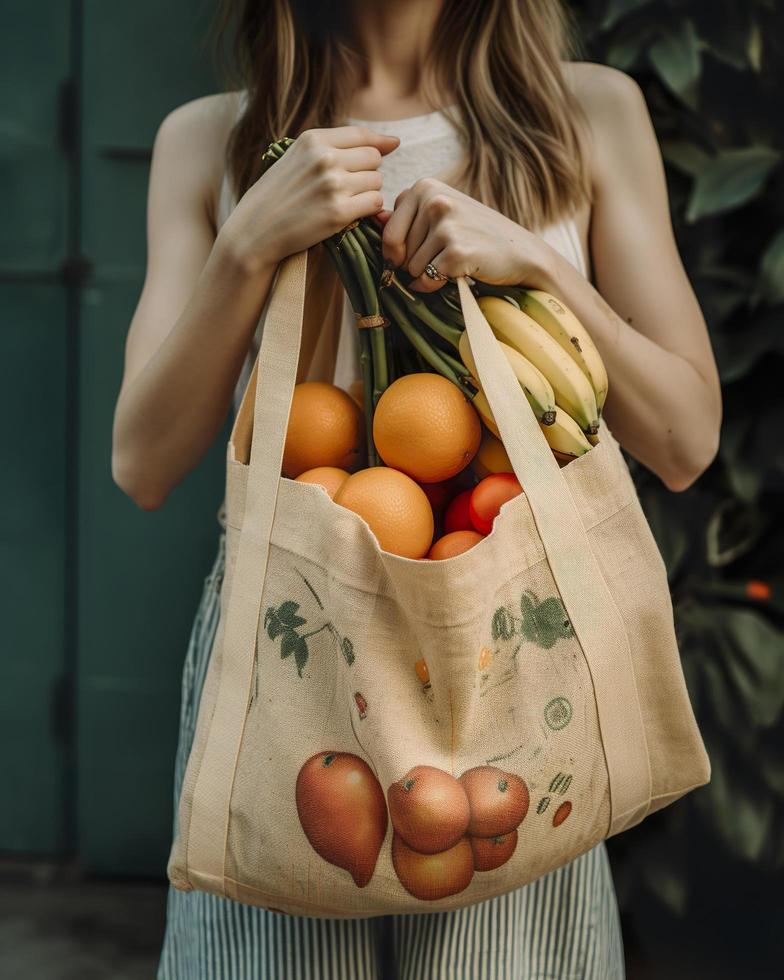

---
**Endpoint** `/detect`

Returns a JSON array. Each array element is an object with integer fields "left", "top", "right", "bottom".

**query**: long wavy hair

[{"left": 214, "top": 0, "right": 590, "bottom": 228}]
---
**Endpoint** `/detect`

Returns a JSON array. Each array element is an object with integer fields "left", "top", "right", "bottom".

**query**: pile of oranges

[{"left": 283, "top": 374, "right": 524, "bottom": 559}]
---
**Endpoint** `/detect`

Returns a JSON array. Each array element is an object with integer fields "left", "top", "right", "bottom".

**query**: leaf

[
  {"left": 686, "top": 147, "right": 781, "bottom": 222},
  {"left": 341, "top": 636, "right": 355, "bottom": 666},
  {"left": 276, "top": 600, "right": 306, "bottom": 629},
  {"left": 492, "top": 607, "right": 514, "bottom": 641},
  {"left": 264, "top": 607, "right": 285, "bottom": 641},
  {"left": 721, "top": 608, "right": 784, "bottom": 727},
  {"left": 649, "top": 19, "right": 701, "bottom": 108},
  {"left": 601, "top": 0, "right": 654, "bottom": 31},
  {"left": 605, "top": 21, "right": 658, "bottom": 70},
  {"left": 706, "top": 498, "right": 767, "bottom": 567},
  {"left": 640, "top": 857, "right": 688, "bottom": 915},
  {"left": 661, "top": 139, "right": 710, "bottom": 177},
  {"left": 757, "top": 229, "right": 784, "bottom": 306}
]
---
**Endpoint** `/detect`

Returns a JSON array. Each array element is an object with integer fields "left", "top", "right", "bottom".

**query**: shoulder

[
  {"left": 152, "top": 92, "right": 242, "bottom": 224},
  {"left": 563, "top": 62, "right": 657, "bottom": 192}
]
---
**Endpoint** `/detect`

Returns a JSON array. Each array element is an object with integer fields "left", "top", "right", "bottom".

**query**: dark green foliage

[{"left": 574, "top": 0, "right": 784, "bottom": 957}]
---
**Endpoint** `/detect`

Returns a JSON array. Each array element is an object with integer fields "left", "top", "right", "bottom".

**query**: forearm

[
  {"left": 534, "top": 244, "right": 720, "bottom": 490},
  {"left": 112, "top": 233, "right": 277, "bottom": 508}
]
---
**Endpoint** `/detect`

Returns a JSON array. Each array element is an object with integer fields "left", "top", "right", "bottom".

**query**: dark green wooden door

[
  {"left": 76, "top": 1, "right": 228, "bottom": 875},
  {"left": 0, "top": 1, "right": 229, "bottom": 874},
  {"left": 0, "top": 3, "right": 72, "bottom": 856}
]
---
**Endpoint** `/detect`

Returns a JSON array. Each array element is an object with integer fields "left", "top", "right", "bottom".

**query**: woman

[{"left": 113, "top": 0, "right": 721, "bottom": 976}]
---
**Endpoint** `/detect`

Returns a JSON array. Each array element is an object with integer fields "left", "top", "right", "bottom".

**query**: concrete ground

[{"left": 0, "top": 862, "right": 166, "bottom": 980}]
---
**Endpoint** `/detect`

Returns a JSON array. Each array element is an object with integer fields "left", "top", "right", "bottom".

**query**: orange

[
  {"left": 427, "top": 530, "right": 484, "bottom": 560},
  {"left": 333, "top": 467, "right": 434, "bottom": 559},
  {"left": 373, "top": 374, "right": 481, "bottom": 483},
  {"left": 283, "top": 382, "right": 365, "bottom": 478},
  {"left": 295, "top": 466, "right": 350, "bottom": 499}
]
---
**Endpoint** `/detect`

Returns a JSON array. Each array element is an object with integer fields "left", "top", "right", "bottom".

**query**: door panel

[
  {"left": 0, "top": 5, "right": 71, "bottom": 855},
  {"left": 77, "top": 1, "right": 226, "bottom": 875}
]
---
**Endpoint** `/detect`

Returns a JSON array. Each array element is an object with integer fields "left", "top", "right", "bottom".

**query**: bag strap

[
  {"left": 458, "top": 279, "right": 651, "bottom": 833},
  {"left": 187, "top": 257, "right": 651, "bottom": 889}
]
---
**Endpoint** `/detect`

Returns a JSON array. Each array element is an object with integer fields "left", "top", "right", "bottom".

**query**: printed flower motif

[{"left": 520, "top": 591, "right": 573, "bottom": 649}]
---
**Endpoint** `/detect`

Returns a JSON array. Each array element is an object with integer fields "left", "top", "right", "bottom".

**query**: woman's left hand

[{"left": 380, "top": 177, "right": 553, "bottom": 292}]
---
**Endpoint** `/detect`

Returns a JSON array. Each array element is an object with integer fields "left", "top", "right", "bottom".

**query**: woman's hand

[
  {"left": 221, "top": 126, "right": 399, "bottom": 273},
  {"left": 381, "top": 178, "right": 553, "bottom": 292}
]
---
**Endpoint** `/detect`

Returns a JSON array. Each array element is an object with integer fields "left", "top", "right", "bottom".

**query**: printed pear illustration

[{"left": 296, "top": 751, "right": 387, "bottom": 888}]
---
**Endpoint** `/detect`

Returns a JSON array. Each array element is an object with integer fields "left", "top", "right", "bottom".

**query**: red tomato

[
  {"left": 443, "top": 489, "right": 474, "bottom": 534},
  {"left": 469, "top": 474, "right": 522, "bottom": 534}
]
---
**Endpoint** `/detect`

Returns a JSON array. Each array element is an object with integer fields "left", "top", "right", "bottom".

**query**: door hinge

[{"left": 58, "top": 77, "right": 78, "bottom": 154}]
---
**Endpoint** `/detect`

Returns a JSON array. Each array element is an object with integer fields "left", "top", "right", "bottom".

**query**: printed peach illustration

[
  {"left": 470, "top": 830, "right": 518, "bottom": 872},
  {"left": 391, "top": 831, "right": 474, "bottom": 901},
  {"left": 387, "top": 765, "right": 471, "bottom": 854},
  {"left": 296, "top": 751, "right": 387, "bottom": 888},
  {"left": 459, "top": 766, "right": 529, "bottom": 837}
]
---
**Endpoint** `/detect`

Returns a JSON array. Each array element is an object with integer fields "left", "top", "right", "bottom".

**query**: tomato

[
  {"left": 469, "top": 474, "right": 523, "bottom": 534},
  {"left": 443, "top": 488, "right": 474, "bottom": 533},
  {"left": 420, "top": 479, "right": 455, "bottom": 513}
]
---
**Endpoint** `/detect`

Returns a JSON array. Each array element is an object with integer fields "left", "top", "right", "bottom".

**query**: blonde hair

[{"left": 215, "top": 0, "right": 590, "bottom": 228}]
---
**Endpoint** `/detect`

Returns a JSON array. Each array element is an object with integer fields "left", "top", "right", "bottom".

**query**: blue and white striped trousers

[{"left": 159, "top": 530, "right": 625, "bottom": 979}]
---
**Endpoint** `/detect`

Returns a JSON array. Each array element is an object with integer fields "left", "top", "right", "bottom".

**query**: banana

[
  {"left": 518, "top": 289, "right": 609, "bottom": 416},
  {"left": 470, "top": 389, "right": 500, "bottom": 438},
  {"left": 539, "top": 408, "right": 593, "bottom": 459},
  {"left": 474, "top": 429, "right": 513, "bottom": 478},
  {"left": 458, "top": 330, "right": 556, "bottom": 425},
  {"left": 478, "top": 296, "right": 599, "bottom": 435}
]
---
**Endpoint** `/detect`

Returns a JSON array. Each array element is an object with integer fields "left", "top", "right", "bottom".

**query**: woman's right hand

[{"left": 220, "top": 126, "right": 399, "bottom": 272}]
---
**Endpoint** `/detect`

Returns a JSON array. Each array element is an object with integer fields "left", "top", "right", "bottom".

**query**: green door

[
  {"left": 0, "top": 1, "right": 229, "bottom": 874},
  {"left": 76, "top": 1, "right": 227, "bottom": 874},
  {"left": 0, "top": 3, "right": 72, "bottom": 856}
]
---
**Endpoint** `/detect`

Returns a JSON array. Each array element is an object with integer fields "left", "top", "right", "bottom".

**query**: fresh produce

[
  {"left": 391, "top": 832, "right": 474, "bottom": 901},
  {"left": 283, "top": 382, "right": 365, "bottom": 478},
  {"left": 428, "top": 530, "right": 484, "bottom": 560},
  {"left": 296, "top": 751, "right": 388, "bottom": 888},
  {"left": 469, "top": 474, "right": 523, "bottom": 535},
  {"left": 333, "top": 467, "right": 434, "bottom": 559},
  {"left": 387, "top": 765, "right": 471, "bottom": 854},
  {"left": 478, "top": 296, "right": 600, "bottom": 435},
  {"left": 458, "top": 329, "right": 556, "bottom": 425},
  {"left": 517, "top": 289, "right": 609, "bottom": 417},
  {"left": 538, "top": 407, "right": 592, "bottom": 460},
  {"left": 373, "top": 374, "right": 481, "bottom": 483},
  {"left": 473, "top": 429, "right": 513, "bottom": 478},
  {"left": 295, "top": 466, "right": 350, "bottom": 498},
  {"left": 443, "top": 489, "right": 474, "bottom": 534}
]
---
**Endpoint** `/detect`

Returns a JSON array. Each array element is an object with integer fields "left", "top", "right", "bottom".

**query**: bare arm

[
  {"left": 112, "top": 97, "right": 396, "bottom": 510},
  {"left": 541, "top": 64, "right": 722, "bottom": 490},
  {"left": 382, "top": 64, "right": 722, "bottom": 491}
]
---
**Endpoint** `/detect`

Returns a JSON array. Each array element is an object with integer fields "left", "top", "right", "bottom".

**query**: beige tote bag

[{"left": 168, "top": 248, "right": 710, "bottom": 917}]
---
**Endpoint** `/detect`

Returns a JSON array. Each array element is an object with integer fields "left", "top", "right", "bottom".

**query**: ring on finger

[{"left": 425, "top": 262, "right": 449, "bottom": 282}]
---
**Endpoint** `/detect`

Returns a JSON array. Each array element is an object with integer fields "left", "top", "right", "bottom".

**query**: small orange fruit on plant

[
  {"left": 334, "top": 467, "right": 434, "bottom": 559},
  {"left": 283, "top": 382, "right": 365, "bottom": 478},
  {"left": 373, "top": 374, "right": 481, "bottom": 483}
]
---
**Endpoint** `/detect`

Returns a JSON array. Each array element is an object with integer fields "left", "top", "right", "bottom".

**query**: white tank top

[{"left": 217, "top": 105, "right": 589, "bottom": 413}]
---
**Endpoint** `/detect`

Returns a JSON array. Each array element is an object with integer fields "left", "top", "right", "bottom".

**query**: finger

[
  {"left": 338, "top": 145, "right": 384, "bottom": 172},
  {"left": 344, "top": 170, "right": 383, "bottom": 196},
  {"left": 402, "top": 202, "right": 434, "bottom": 274},
  {"left": 407, "top": 227, "right": 448, "bottom": 280},
  {"left": 374, "top": 210, "right": 392, "bottom": 227},
  {"left": 408, "top": 246, "right": 455, "bottom": 293},
  {"left": 321, "top": 126, "right": 400, "bottom": 154},
  {"left": 344, "top": 189, "right": 386, "bottom": 224},
  {"left": 382, "top": 189, "right": 419, "bottom": 267}
]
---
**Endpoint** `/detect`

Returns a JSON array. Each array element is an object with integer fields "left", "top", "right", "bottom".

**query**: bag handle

[{"left": 187, "top": 253, "right": 651, "bottom": 888}]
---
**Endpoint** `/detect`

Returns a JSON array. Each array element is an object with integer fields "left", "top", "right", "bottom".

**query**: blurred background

[{"left": 0, "top": 0, "right": 781, "bottom": 977}]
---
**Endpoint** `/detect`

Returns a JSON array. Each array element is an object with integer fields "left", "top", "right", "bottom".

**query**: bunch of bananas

[{"left": 459, "top": 290, "right": 608, "bottom": 464}]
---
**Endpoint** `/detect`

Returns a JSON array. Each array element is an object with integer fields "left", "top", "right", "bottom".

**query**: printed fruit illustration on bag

[
  {"left": 387, "top": 764, "right": 530, "bottom": 900},
  {"left": 262, "top": 139, "right": 609, "bottom": 561},
  {"left": 295, "top": 751, "right": 387, "bottom": 888}
]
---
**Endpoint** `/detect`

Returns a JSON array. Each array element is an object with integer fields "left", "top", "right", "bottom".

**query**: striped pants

[{"left": 159, "top": 530, "right": 625, "bottom": 979}]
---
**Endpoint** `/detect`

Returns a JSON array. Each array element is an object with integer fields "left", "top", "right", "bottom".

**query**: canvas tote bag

[{"left": 168, "top": 247, "right": 710, "bottom": 917}]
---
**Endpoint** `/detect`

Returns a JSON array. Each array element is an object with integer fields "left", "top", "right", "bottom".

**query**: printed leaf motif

[
  {"left": 492, "top": 607, "right": 514, "bottom": 641},
  {"left": 276, "top": 601, "right": 306, "bottom": 629},
  {"left": 520, "top": 591, "right": 574, "bottom": 649},
  {"left": 342, "top": 637, "right": 355, "bottom": 666}
]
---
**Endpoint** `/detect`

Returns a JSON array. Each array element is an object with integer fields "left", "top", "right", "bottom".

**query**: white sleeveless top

[{"left": 217, "top": 106, "right": 588, "bottom": 413}]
